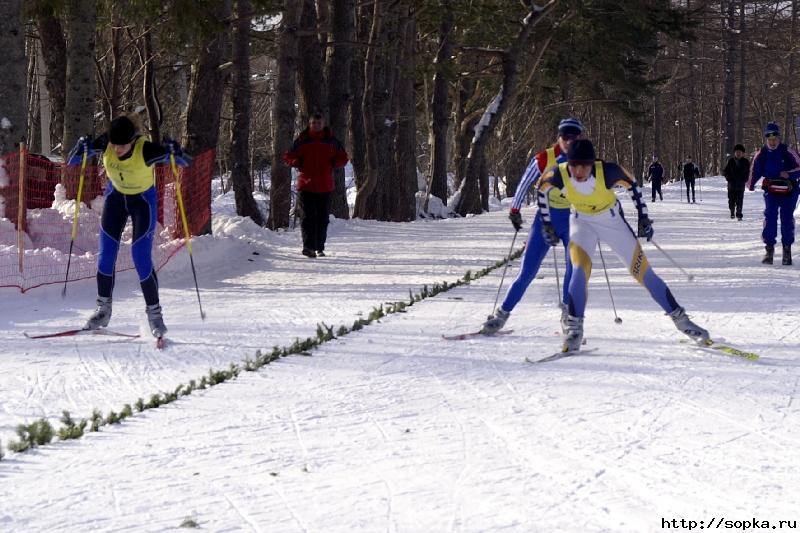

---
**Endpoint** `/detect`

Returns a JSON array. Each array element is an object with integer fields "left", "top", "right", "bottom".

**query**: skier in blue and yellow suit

[
  {"left": 480, "top": 117, "right": 584, "bottom": 335},
  {"left": 536, "top": 139, "right": 709, "bottom": 352},
  {"left": 66, "top": 116, "right": 190, "bottom": 338}
]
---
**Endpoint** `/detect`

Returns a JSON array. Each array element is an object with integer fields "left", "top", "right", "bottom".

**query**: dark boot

[
  {"left": 783, "top": 245, "right": 792, "bottom": 266},
  {"left": 762, "top": 245, "right": 774, "bottom": 265}
]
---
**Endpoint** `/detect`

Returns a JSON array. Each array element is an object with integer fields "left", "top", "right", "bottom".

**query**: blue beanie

[
  {"left": 558, "top": 117, "right": 585, "bottom": 136},
  {"left": 567, "top": 139, "right": 596, "bottom": 164},
  {"left": 764, "top": 122, "right": 780, "bottom": 137}
]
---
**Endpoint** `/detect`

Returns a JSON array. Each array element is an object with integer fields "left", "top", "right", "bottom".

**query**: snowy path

[{"left": 1, "top": 178, "right": 799, "bottom": 532}]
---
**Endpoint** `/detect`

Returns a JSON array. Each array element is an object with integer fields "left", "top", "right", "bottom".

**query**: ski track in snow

[{"left": 1, "top": 178, "right": 799, "bottom": 532}]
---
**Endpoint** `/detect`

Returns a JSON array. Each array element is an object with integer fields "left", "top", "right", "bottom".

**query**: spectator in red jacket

[{"left": 283, "top": 113, "right": 349, "bottom": 257}]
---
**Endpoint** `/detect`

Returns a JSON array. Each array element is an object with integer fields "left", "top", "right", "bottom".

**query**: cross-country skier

[
  {"left": 536, "top": 139, "right": 709, "bottom": 352},
  {"left": 646, "top": 155, "right": 664, "bottom": 202},
  {"left": 66, "top": 115, "right": 191, "bottom": 339},
  {"left": 746, "top": 122, "right": 800, "bottom": 265},
  {"left": 481, "top": 117, "right": 584, "bottom": 334}
]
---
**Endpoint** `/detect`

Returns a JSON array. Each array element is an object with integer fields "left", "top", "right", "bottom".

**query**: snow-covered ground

[{"left": 1, "top": 178, "right": 798, "bottom": 532}]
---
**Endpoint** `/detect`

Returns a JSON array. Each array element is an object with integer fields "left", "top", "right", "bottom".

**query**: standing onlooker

[
  {"left": 682, "top": 156, "right": 700, "bottom": 203},
  {"left": 283, "top": 113, "right": 349, "bottom": 258},
  {"left": 723, "top": 144, "right": 749, "bottom": 220},
  {"left": 647, "top": 155, "right": 664, "bottom": 202},
  {"left": 747, "top": 122, "right": 800, "bottom": 265}
]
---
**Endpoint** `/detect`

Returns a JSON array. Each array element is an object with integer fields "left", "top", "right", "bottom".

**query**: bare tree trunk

[
  {"left": 182, "top": 0, "right": 232, "bottom": 235},
  {"left": 452, "top": 77, "right": 477, "bottom": 191},
  {"left": 391, "top": 5, "right": 417, "bottom": 222},
  {"left": 0, "top": 0, "right": 25, "bottom": 228},
  {"left": 721, "top": 0, "right": 737, "bottom": 167},
  {"left": 353, "top": 1, "right": 400, "bottom": 220},
  {"left": 453, "top": 1, "right": 557, "bottom": 216},
  {"left": 34, "top": 4, "right": 66, "bottom": 151},
  {"left": 736, "top": 0, "right": 746, "bottom": 145},
  {"left": 785, "top": 0, "right": 798, "bottom": 148},
  {"left": 142, "top": 31, "right": 161, "bottom": 142},
  {"left": 63, "top": 0, "right": 97, "bottom": 160},
  {"left": 348, "top": 3, "right": 369, "bottom": 191},
  {"left": 230, "top": 0, "right": 264, "bottom": 226},
  {"left": 427, "top": 0, "right": 453, "bottom": 206},
  {"left": 326, "top": 0, "right": 355, "bottom": 219},
  {"left": 298, "top": 0, "right": 327, "bottom": 118},
  {"left": 268, "top": 0, "right": 303, "bottom": 229}
]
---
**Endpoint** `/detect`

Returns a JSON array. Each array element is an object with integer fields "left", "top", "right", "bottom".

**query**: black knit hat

[
  {"left": 109, "top": 116, "right": 136, "bottom": 145},
  {"left": 567, "top": 139, "right": 596, "bottom": 164},
  {"left": 734, "top": 144, "right": 745, "bottom": 152}
]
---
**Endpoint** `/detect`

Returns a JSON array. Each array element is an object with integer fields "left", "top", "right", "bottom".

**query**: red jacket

[{"left": 283, "top": 127, "right": 349, "bottom": 193}]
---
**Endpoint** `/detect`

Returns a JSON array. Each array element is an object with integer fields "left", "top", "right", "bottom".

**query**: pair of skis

[
  {"left": 442, "top": 329, "right": 760, "bottom": 363},
  {"left": 23, "top": 328, "right": 167, "bottom": 349}
]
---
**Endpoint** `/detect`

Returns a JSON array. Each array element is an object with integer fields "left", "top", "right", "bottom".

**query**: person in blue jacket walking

[
  {"left": 747, "top": 122, "right": 800, "bottom": 265},
  {"left": 481, "top": 117, "right": 583, "bottom": 335}
]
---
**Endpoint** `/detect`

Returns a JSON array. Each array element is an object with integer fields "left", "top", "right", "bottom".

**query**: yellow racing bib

[
  {"left": 102, "top": 136, "right": 155, "bottom": 194},
  {"left": 559, "top": 161, "right": 617, "bottom": 215}
]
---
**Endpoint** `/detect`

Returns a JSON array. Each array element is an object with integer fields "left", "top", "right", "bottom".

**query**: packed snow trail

[{"left": 1, "top": 178, "right": 799, "bottom": 532}]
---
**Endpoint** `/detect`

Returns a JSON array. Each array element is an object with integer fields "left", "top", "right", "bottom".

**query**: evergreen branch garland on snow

[{"left": 1, "top": 246, "right": 523, "bottom": 459}]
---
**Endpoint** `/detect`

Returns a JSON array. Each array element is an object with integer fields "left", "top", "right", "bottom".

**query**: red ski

[
  {"left": 442, "top": 329, "right": 514, "bottom": 341},
  {"left": 24, "top": 328, "right": 141, "bottom": 340}
]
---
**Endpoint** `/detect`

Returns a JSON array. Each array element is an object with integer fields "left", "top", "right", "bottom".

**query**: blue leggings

[
  {"left": 97, "top": 184, "right": 160, "bottom": 305},
  {"left": 762, "top": 188, "right": 800, "bottom": 246},
  {"left": 501, "top": 208, "right": 572, "bottom": 313}
]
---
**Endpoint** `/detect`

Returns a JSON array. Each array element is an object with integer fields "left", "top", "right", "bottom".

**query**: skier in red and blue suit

[
  {"left": 480, "top": 118, "right": 584, "bottom": 335},
  {"left": 747, "top": 122, "right": 800, "bottom": 265}
]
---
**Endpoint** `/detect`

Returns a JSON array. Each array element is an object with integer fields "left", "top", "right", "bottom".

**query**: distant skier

[
  {"left": 481, "top": 117, "right": 584, "bottom": 334},
  {"left": 283, "top": 113, "right": 349, "bottom": 258},
  {"left": 682, "top": 156, "right": 700, "bottom": 203},
  {"left": 536, "top": 139, "right": 709, "bottom": 352},
  {"left": 747, "top": 122, "right": 800, "bottom": 265},
  {"left": 723, "top": 143, "right": 749, "bottom": 220},
  {"left": 66, "top": 115, "right": 191, "bottom": 339},
  {"left": 646, "top": 155, "right": 664, "bottom": 202}
]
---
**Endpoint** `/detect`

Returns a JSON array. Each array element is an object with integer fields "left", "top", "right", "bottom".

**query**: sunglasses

[
  {"left": 559, "top": 133, "right": 580, "bottom": 141},
  {"left": 765, "top": 133, "right": 779, "bottom": 139}
]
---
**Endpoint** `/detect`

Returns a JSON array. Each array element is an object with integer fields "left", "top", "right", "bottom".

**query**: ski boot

[
  {"left": 146, "top": 303, "right": 168, "bottom": 338},
  {"left": 669, "top": 306, "right": 709, "bottom": 345},
  {"left": 559, "top": 303, "right": 569, "bottom": 334},
  {"left": 783, "top": 244, "right": 792, "bottom": 266},
  {"left": 481, "top": 308, "right": 510, "bottom": 335},
  {"left": 84, "top": 297, "right": 112, "bottom": 330},
  {"left": 561, "top": 315, "right": 584, "bottom": 352},
  {"left": 762, "top": 245, "right": 774, "bottom": 265},
  {"left": 302, "top": 248, "right": 316, "bottom": 258}
]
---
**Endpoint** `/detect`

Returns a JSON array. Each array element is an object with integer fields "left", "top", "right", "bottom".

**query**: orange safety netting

[{"left": 0, "top": 148, "right": 214, "bottom": 292}]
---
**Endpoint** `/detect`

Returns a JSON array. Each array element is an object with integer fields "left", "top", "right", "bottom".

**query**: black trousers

[
  {"left": 651, "top": 180, "right": 663, "bottom": 201},
  {"left": 299, "top": 191, "right": 331, "bottom": 252},
  {"left": 728, "top": 188, "right": 744, "bottom": 218},
  {"left": 685, "top": 178, "right": 696, "bottom": 202}
]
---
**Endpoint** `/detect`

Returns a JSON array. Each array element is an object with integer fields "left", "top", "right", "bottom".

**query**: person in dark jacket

[
  {"left": 646, "top": 155, "right": 664, "bottom": 202},
  {"left": 682, "top": 156, "right": 700, "bottom": 203},
  {"left": 747, "top": 122, "right": 800, "bottom": 265},
  {"left": 283, "top": 113, "right": 349, "bottom": 258},
  {"left": 723, "top": 144, "right": 749, "bottom": 220}
]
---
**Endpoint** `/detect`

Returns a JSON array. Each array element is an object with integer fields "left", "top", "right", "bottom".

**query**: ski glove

[
  {"left": 509, "top": 210, "right": 523, "bottom": 231},
  {"left": 638, "top": 217, "right": 654, "bottom": 241},
  {"left": 163, "top": 137, "right": 191, "bottom": 167},
  {"left": 67, "top": 135, "right": 98, "bottom": 166},
  {"left": 542, "top": 223, "right": 559, "bottom": 246}
]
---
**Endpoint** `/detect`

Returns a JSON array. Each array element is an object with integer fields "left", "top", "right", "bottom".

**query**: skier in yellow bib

[{"left": 536, "top": 139, "right": 709, "bottom": 353}]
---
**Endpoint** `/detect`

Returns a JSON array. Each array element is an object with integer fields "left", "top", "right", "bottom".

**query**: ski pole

[
  {"left": 552, "top": 245, "right": 561, "bottom": 307},
  {"left": 597, "top": 243, "right": 622, "bottom": 324},
  {"left": 62, "top": 147, "right": 89, "bottom": 298},
  {"left": 650, "top": 239, "right": 695, "bottom": 281},
  {"left": 491, "top": 229, "right": 519, "bottom": 314},
  {"left": 170, "top": 151, "right": 206, "bottom": 320}
]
